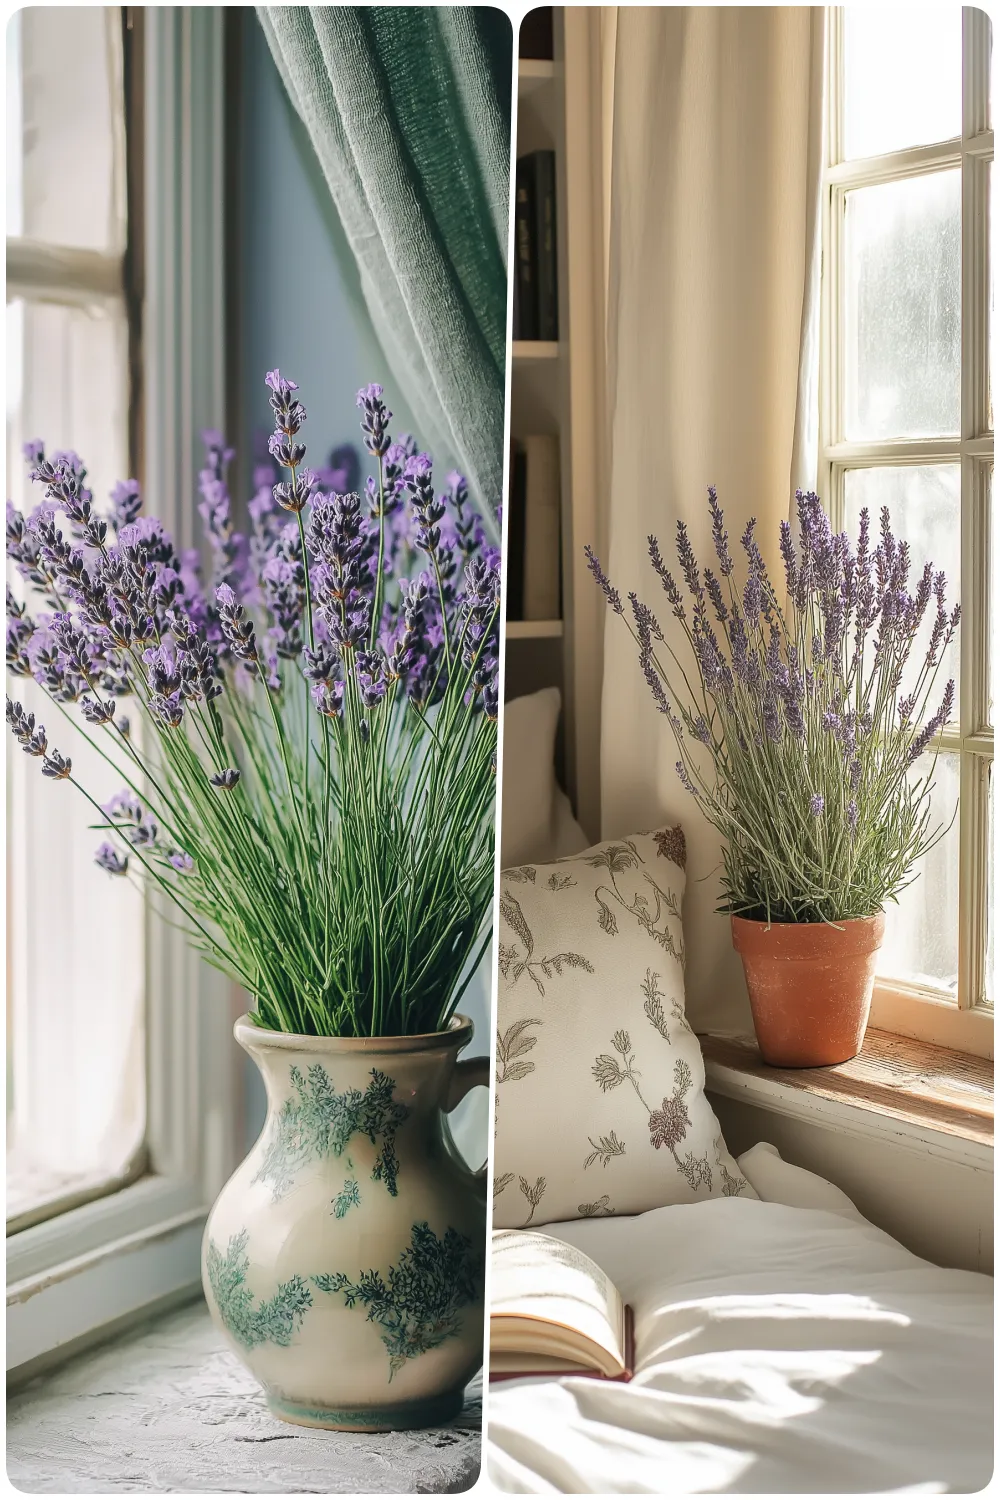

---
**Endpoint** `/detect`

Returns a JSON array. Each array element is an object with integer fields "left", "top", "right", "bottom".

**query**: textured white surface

[{"left": 7, "top": 1299, "right": 482, "bottom": 1494}]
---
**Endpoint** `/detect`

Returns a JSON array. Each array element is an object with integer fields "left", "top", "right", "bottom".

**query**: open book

[{"left": 490, "top": 1228, "right": 635, "bottom": 1382}]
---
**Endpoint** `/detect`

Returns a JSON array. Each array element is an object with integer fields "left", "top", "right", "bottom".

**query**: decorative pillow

[{"left": 493, "top": 828, "right": 755, "bottom": 1228}]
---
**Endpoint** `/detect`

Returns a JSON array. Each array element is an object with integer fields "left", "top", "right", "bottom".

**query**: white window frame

[
  {"left": 820, "top": 7, "right": 994, "bottom": 1059},
  {"left": 7, "top": 8, "right": 241, "bottom": 1378}
]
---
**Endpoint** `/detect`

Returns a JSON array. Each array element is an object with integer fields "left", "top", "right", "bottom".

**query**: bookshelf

[
  {"left": 506, "top": 13, "right": 605, "bottom": 841},
  {"left": 511, "top": 340, "right": 559, "bottom": 361},
  {"left": 506, "top": 619, "right": 563, "bottom": 640}
]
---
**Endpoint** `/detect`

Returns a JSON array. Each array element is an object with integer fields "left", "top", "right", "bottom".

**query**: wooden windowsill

[{"left": 701, "top": 1029, "right": 994, "bottom": 1167}]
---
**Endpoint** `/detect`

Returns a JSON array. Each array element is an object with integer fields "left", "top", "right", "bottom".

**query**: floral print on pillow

[{"left": 492, "top": 827, "right": 754, "bottom": 1228}]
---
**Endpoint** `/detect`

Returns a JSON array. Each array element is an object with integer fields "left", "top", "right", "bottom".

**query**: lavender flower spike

[
  {"left": 584, "top": 545, "right": 624, "bottom": 614},
  {"left": 41, "top": 748, "right": 72, "bottom": 779},
  {"left": 210, "top": 768, "right": 241, "bottom": 791},
  {"left": 357, "top": 383, "right": 392, "bottom": 457},
  {"left": 95, "top": 842, "right": 128, "bottom": 876},
  {"left": 707, "top": 487, "right": 733, "bottom": 577}
]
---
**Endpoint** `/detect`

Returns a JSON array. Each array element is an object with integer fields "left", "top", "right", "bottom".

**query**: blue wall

[
  {"left": 237, "top": 16, "right": 491, "bottom": 1160},
  {"left": 238, "top": 13, "right": 423, "bottom": 478}
]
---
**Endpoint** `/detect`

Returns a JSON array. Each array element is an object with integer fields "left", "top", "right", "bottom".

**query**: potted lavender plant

[
  {"left": 587, "top": 488, "right": 958, "bottom": 1068},
  {"left": 6, "top": 375, "right": 498, "bottom": 1429}
]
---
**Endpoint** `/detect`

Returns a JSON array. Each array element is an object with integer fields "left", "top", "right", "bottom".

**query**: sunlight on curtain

[{"left": 599, "top": 7, "right": 825, "bottom": 1032}]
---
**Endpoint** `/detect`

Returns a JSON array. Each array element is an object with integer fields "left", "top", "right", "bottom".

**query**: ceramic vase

[
  {"left": 202, "top": 1013, "right": 487, "bottom": 1431},
  {"left": 731, "top": 913, "right": 886, "bottom": 1067}
]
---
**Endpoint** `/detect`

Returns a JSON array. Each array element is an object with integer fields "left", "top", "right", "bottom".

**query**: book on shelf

[
  {"left": 512, "top": 151, "right": 558, "bottom": 342},
  {"left": 522, "top": 434, "right": 560, "bottom": 620},
  {"left": 506, "top": 440, "right": 528, "bottom": 621},
  {"left": 490, "top": 1228, "right": 635, "bottom": 1383},
  {"left": 514, "top": 158, "right": 537, "bottom": 341}
]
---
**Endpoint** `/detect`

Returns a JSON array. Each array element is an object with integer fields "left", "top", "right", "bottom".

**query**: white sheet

[
  {"left": 486, "top": 1198, "right": 993, "bottom": 1494},
  {"left": 736, "top": 1140, "right": 870, "bottom": 1223}
]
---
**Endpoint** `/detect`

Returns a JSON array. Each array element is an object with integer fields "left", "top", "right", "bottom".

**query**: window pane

[
  {"left": 988, "top": 162, "right": 993, "bottom": 435},
  {"left": 842, "top": 7, "right": 961, "bottom": 162},
  {"left": 989, "top": 465, "right": 994, "bottom": 728},
  {"left": 9, "top": 7, "right": 125, "bottom": 252},
  {"left": 879, "top": 751, "right": 960, "bottom": 994},
  {"left": 986, "top": 765, "right": 995, "bottom": 1008},
  {"left": 6, "top": 11, "right": 22, "bottom": 236},
  {"left": 844, "top": 171, "right": 961, "bottom": 441},
  {"left": 843, "top": 465, "right": 961, "bottom": 718},
  {"left": 7, "top": 296, "right": 142, "bottom": 1225}
]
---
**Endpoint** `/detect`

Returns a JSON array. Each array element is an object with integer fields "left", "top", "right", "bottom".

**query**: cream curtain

[{"left": 599, "top": 7, "right": 825, "bottom": 1032}]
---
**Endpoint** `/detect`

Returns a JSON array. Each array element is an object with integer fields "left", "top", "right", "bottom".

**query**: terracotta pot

[
  {"left": 202, "top": 1014, "right": 487, "bottom": 1431},
  {"left": 731, "top": 913, "right": 885, "bottom": 1067}
]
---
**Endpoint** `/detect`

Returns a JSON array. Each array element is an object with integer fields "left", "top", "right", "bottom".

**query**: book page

[{"left": 490, "top": 1229, "right": 625, "bottom": 1371}]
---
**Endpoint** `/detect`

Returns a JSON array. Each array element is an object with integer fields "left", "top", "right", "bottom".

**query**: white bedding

[{"left": 487, "top": 1196, "right": 993, "bottom": 1493}]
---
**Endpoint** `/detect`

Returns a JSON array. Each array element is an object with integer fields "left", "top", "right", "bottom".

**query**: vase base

[{"left": 267, "top": 1386, "right": 466, "bottom": 1432}]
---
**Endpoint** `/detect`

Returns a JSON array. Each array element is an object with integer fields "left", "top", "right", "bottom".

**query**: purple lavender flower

[
  {"left": 357, "top": 383, "right": 392, "bottom": 457},
  {"left": 779, "top": 519, "right": 798, "bottom": 598},
  {"left": 707, "top": 487, "right": 733, "bottom": 576},
  {"left": 584, "top": 545, "right": 623, "bottom": 615},
  {"left": 675, "top": 759, "right": 698, "bottom": 796},
  {"left": 356, "top": 649, "right": 388, "bottom": 709},
  {"left": 675, "top": 521, "right": 704, "bottom": 603},
  {"left": 168, "top": 850, "right": 195, "bottom": 873},
  {"left": 110, "top": 479, "right": 142, "bottom": 531},
  {"left": 95, "top": 842, "right": 128, "bottom": 876},
  {"left": 6, "top": 614, "right": 33, "bottom": 677},
  {"left": 103, "top": 788, "right": 143, "bottom": 823},
  {"left": 81, "top": 695, "right": 116, "bottom": 725},
  {"left": 41, "top": 748, "right": 72, "bottom": 779},
  {"left": 311, "top": 679, "right": 345, "bottom": 718},
  {"left": 210, "top": 768, "right": 241, "bottom": 790},
  {"left": 216, "top": 583, "right": 260, "bottom": 671},
  {"left": 809, "top": 793, "right": 824, "bottom": 817},
  {"left": 405, "top": 456, "right": 456, "bottom": 597},
  {"left": 907, "top": 679, "right": 956, "bottom": 765}
]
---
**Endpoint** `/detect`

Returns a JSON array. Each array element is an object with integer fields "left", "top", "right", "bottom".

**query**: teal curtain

[{"left": 257, "top": 6, "right": 512, "bottom": 515}]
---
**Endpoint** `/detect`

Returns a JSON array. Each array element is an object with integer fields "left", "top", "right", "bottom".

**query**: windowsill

[
  {"left": 701, "top": 1028, "right": 994, "bottom": 1170},
  {"left": 7, "top": 1297, "right": 482, "bottom": 1493}
]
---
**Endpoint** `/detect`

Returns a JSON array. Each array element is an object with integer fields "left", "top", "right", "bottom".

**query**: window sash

[
  {"left": 6, "top": 7, "right": 239, "bottom": 1380},
  {"left": 820, "top": 6, "right": 994, "bottom": 1022}
]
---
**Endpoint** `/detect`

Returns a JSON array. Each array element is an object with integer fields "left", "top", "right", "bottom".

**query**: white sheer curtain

[{"left": 599, "top": 7, "right": 825, "bottom": 1033}]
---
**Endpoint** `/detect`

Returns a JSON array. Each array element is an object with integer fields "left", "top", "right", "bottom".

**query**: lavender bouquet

[
  {"left": 7, "top": 375, "right": 499, "bottom": 1037},
  {"left": 587, "top": 489, "right": 959, "bottom": 926}
]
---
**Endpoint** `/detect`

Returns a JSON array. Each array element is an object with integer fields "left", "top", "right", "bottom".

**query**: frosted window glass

[
  {"left": 7, "top": 297, "right": 143, "bottom": 1223},
  {"left": 842, "top": 8, "right": 961, "bottom": 162},
  {"left": 844, "top": 171, "right": 961, "bottom": 441},
  {"left": 879, "top": 751, "right": 960, "bottom": 994},
  {"left": 14, "top": 7, "right": 125, "bottom": 252},
  {"left": 843, "top": 465, "right": 961, "bottom": 717},
  {"left": 6, "top": 12, "right": 22, "bottom": 236},
  {"left": 986, "top": 767, "right": 994, "bottom": 1008}
]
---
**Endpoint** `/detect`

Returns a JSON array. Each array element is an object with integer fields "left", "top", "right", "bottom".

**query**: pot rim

[
  {"left": 233, "top": 1011, "right": 474, "bottom": 1055},
  {"left": 730, "top": 912, "right": 884, "bottom": 931}
]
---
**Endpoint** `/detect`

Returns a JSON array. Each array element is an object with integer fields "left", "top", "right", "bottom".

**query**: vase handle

[{"left": 445, "top": 1055, "right": 490, "bottom": 1186}]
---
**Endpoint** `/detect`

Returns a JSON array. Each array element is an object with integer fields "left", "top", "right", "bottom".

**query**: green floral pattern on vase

[
  {"left": 206, "top": 1229, "right": 312, "bottom": 1349},
  {"left": 253, "top": 1064, "right": 408, "bottom": 1200},
  {"left": 313, "top": 1221, "right": 484, "bottom": 1380},
  {"left": 332, "top": 1178, "right": 361, "bottom": 1218}
]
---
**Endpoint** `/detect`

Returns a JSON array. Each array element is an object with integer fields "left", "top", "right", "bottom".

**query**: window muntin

[{"left": 823, "top": 8, "right": 993, "bottom": 1015}]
